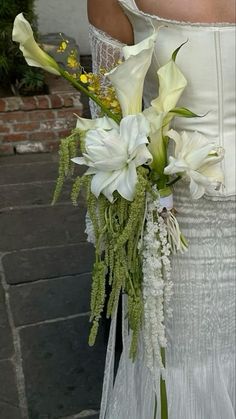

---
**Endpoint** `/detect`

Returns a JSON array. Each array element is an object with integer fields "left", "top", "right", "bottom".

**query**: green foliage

[
  {"left": 53, "top": 133, "right": 149, "bottom": 360},
  {"left": 0, "top": 0, "right": 43, "bottom": 93},
  {"left": 13, "top": 68, "right": 46, "bottom": 95},
  {"left": 52, "top": 132, "right": 79, "bottom": 205}
]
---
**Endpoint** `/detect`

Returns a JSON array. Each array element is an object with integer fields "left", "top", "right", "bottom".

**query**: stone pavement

[{"left": 0, "top": 152, "right": 106, "bottom": 419}]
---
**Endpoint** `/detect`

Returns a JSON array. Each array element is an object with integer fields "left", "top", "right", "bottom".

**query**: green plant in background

[{"left": 0, "top": 0, "right": 45, "bottom": 95}]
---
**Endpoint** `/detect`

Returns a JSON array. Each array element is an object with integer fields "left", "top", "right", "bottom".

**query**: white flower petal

[
  {"left": 167, "top": 129, "right": 183, "bottom": 157},
  {"left": 151, "top": 59, "right": 187, "bottom": 113},
  {"left": 164, "top": 156, "right": 188, "bottom": 175},
  {"left": 133, "top": 144, "right": 153, "bottom": 167},
  {"left": 122, "top": 32, "right": 157, "bottom": 60},
  {"left": 200, "top": 162, "right": 224, "bottom": 184},
  {"left": 119, "top": 114, "right": 150, "bottom": 155},
  {"left": 12, "top": 14, "right": 60, "bottom": 75},
  {"left": 189, "top": 177, "right": 206, "bottom": 199},
  {"left": 71, "top": 157, "right": 86, "bottom": 165},
  {"left": 91, "top": 170, "right": 121, "bottom": 201},
  {"left": 76, "top": 115, "right": 118, "bottom": 132},
  {"left": 117, "top": 162, "right": 137, "bottom": 201},
  {"left": 107, "top": 33, "right": 157, "bottom": 116}
]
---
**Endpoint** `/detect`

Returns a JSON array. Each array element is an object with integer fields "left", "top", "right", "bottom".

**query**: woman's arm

[{"left": 87, "top": 0, "right": 134, "bottom": 45}]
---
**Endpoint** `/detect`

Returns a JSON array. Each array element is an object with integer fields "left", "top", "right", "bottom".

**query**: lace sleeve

[{"left": 88, "top": 24, "right": 125, "bottom": 118}]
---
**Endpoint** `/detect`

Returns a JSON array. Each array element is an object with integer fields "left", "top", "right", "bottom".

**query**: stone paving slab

[
  {"left": 0, "top": 182, "right": 73, "bottom": 209},
  {"left": 0, "top": 281, "right": 14, "bottom": 360},
  {"left": 0, "top": 205, "right": 87, "bottom": 252},
  {"left": 20, "top": 316, "right": 106, "bottom": 419},
  {"left": 59, "top": 413, "right": 99, "bottom": 419},
  {"left": 0, "top": 153, "right": 55, "bottom": 166},
  {"left": 9, "top": 273, "right": 92, "bottom": 326},
  {"left": 3, "top": 243, "right": 94, "bottom": 284},
  {"left": 0, "top": 153, "right": 84, "bottom": 187},
  {"left": 0, "top": 161, "right": 59, "bottom": 186},
  {"left": 0, "top": 359, "right": 21, "bottom": 419}
]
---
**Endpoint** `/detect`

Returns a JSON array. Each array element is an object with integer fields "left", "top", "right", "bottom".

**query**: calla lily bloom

[
  {"left": 75, "top": 115, "right": 118, "bottom": 132},
  {"left": 72, "top": 114, "right": 152, "bottom": 202},
  {"left": 150, "top": 59, "right": 187, "bottom": 116},
  {"left": 107, "top": 33, "right": 157, "bottom": 116},
  {"left": 143, "top": 52, "right": 187, "bottom": 173},
  {"left": 164, "top": 129, "right": 225, "bottom": 199},
  {"left": 12, "top": 13, "right": 60, "bottom": 75}
]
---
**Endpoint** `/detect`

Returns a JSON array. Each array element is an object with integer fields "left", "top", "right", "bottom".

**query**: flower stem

[
  {"left": 167, "top": 175, "right": 182, "bottom": 187},
  {"left": 160, "top": 348, "right": 168, "bottom": 419},
  {"left": 153, "top": 395, "right": 157, "bottom": 419},
  {"left": 59, "top": 69, "right": 121, "bottom": 124}
]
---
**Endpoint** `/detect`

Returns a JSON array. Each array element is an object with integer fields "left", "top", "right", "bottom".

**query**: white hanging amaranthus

[{"left": 140, "top": 188, "right": 173, "bottom": 373}]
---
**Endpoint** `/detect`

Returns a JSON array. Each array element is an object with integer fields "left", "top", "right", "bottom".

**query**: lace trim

[
  {"left": 88, "top": 24, "right": 125, "bottom": 48},
  {"left": 119, "top": 0, "right": 236, "bottom": 28},
  {"left": 88, "top": 24, "right": 124, "bottom": 118}
]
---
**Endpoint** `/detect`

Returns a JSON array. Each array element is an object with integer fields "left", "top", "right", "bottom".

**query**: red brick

[
  {"left": 20, "top": 97, "right": 37, "bottom": 111},
  {"left": 0, "top": 143, "right": 14, "bottom": 155},
  {"left": 39, "top": 119, "right": 67, "bottom": 131},
  {"left": 2, "top": 133, "right": 27, "bottom": 142},
  {"left": 56, "top": 109, "right": 77, "bottom": 119},
  {"left": 35, "top": 95, "right": 50, "bottom": 109},
  {"left": 5, "top": 97, "right": 22, "bottom": 111},
  {"left": 43, "top": 140, "right": 60, "bottom": 152},
  {"left": 61, "top": 95, "right": 73, "bottom": 107},
  {"left": 0, "top": 124, "right": 11, "bottom": 133},
  {"left": 28, "top": 110, "right": 55, "bottom": 121},
  {"left": 49, "top": 94, "right": 63, "bottom": 109},
  {"left": 0, "top": 99, "right": 6, "bottom": 112},
  {"left": 72, "top": 107, "right": 83, "bottom": 117},
  {"left": 0, "top": 111, "right": 29, "bottom": 123},
  {"left": 55, "top": 129, "right": 72, "bottom": 139},
  {"left": 28, "top": 131, "right": 56, "bottom": 141},
  {"left": 13, "top": 122, "right": 40, "bottom": 132}
]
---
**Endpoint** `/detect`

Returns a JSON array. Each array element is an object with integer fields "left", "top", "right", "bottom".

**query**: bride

[{"left": 87, "top": 1, "right": 236, "bottom": 418}]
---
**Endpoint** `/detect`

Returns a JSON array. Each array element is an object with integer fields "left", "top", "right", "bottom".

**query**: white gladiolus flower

[
  {"left": 12, "top": 13, "right": 60, "bottom": 75},
  {"left": 72, "top": 114, "right": 153, "bottom": 202},
  {"left": 164, "top": 129, "right": 225, "bottom": 199},
  {"left": 107, "top": 33, "right": 157, "bottom": 116}
]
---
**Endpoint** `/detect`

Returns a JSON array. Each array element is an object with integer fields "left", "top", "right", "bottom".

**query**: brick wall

[{"left": 0, "top": 76, "right": 83, "bottom": 156}]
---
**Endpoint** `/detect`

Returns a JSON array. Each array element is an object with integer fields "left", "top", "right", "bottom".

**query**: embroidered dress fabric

[{"left": 88, "top": 1, "right": 236, "bottom": 417}]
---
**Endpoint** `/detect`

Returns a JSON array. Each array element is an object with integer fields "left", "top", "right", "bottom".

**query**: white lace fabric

[
  {"left": 88, "top": 18, "right": 236, "bottom": 419},
  {"left": 88, "top": 24, "right": 124, "bottom": 118}
]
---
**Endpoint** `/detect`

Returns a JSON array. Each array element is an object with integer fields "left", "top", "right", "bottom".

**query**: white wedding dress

[{"left": 88, "top": 1, "right": 236, "bottom": 418}]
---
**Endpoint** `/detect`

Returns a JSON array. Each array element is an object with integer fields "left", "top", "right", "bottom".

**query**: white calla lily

[
  {"left": 75, "top": 115, "right": 118, "bottom": 132},
  {"left": 72, "top": 114, "right": 152, "bottom": 202},
  {"left": 143, "top": 50, "right": 187, "bottom": 172},
  {"left": 151, "top": 59, "right": 187, "bottom": 115},
  {"left": 12, "top": 13, "right": 60, "bottom": 75},
  {"left": 164, "top": 129, "right": 225, "bottom": 199},
  {"left": 107, "top": 33, "right": 157, "bottom": 116}
]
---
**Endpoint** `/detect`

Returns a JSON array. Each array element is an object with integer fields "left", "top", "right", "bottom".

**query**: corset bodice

[{"left": 119, "top": 0, "right": 236, "bottom": 196}]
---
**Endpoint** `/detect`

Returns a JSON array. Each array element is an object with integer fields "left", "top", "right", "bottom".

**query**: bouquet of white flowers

[{"left": 13, "top": 13, "right": 225, "bottom": 419}]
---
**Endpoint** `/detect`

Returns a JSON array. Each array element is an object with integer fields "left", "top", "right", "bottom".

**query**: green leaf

[
  {"left": 172, "top": 40, "right": 188, "bottom": 62},
  {"left": 169, "top": 107, "right": 202, "bottom": 118}
]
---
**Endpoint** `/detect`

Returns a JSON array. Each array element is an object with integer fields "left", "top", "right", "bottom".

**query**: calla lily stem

[
  {"left": 59, "top": 69, "right": 121, "bottom": 124},
  {"left": 167, "top": 175, "right": 182, "bottom": 187},
  {"left": 160, "top": 348, "right": 168, "bottom": 419}
]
